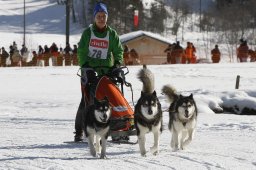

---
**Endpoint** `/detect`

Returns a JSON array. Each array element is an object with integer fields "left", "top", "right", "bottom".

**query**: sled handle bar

[
  {"left": 76, "top": 66, "right": 135, "bottom": 106},
  {"left": 76, "top": 66, "right": 129, "bottom": 77}
]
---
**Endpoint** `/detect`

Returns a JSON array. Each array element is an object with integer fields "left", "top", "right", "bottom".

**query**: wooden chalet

[{"left": 120, "top": 30, "right": 173, "bottom": 65}]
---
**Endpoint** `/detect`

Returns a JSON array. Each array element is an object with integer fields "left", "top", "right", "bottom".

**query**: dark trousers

[
  {"left": 74, "top": 82, "right": 96, "bottom": 136},
  {"left": 74, "top": 90, "right": 85, "bottom": 136}
]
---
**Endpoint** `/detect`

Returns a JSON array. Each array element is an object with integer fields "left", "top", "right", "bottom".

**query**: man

[
  {"left": 1, "top": 47, "right": 9, "bottom": 67},
  {"left": 237, "top": 39, "right": 249, "bottom": 62},
  {"left": 211, "top": 45, "right": 221, "bottom": 63},
  {"left": 173, "top": 41, "right": 184, "bottom": 64},
  {"left": 164, "top": 43, "right": 176, "bottom": 64},
  {"left": 74, "top": 2, "right": 123, "bottom": 142},
  {"left": 20, "top": 44, "right": 28, "bottom": 66},
  {"left": 185, "top": 42, "right": 193, "bottom": 64}
]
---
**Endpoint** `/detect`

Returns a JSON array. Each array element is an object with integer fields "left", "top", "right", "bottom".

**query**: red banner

[{"left": 134, "top": 10, "right": 139, "bottom": 27}]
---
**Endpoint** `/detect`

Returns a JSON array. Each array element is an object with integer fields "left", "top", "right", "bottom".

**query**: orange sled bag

[{"left": 95, "top": 76, "right": 134, "bottom": 119}]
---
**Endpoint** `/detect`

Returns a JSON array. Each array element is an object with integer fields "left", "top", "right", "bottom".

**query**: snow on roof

[{"left": 120, "top": 30, "right": 174, "bottom": 45}]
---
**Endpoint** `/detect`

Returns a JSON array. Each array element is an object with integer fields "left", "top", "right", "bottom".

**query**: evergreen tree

[
  {"left": 102, "top": 0, "right": 145, "bottom": 34},
  {"left": 74, "top": 0, "right": 167, "bottom": 34},
  {"left": 148, "top": 2, "right": 167, "bottom": 33}
]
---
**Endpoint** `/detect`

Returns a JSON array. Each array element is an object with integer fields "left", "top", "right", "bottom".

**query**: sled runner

[{"left": 77, "top": 66, "right": 137, "bottom": 143}]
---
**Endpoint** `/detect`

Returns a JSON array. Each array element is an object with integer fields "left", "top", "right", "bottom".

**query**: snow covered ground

[{"left": 0, "top": 64, "right": 256, "bottom": 170}]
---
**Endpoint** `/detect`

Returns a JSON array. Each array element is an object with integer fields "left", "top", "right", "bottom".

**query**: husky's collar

[
  {"left": 93, "top": 121, "right": 109, "bottom": 132},
  {"left": 177, "top": 114, "right": 195, "bottom": 127},
  {"left": 138, "top": 113, "right": 159, "bottom": 124}
]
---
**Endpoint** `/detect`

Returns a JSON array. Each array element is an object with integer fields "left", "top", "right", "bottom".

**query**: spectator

[
  {"left": 64, "top": 43, "right": 72, "bottom": 54},
  {"left": 9, "top": 45, "right": 15, "bottom": 66},
  {"left": 20, "top": 44, "right": 28, "bottom": 66},
  {"left": 248, "top": 49, "right": 256, "bottom": 62},
  {"left": 211, "top": 45, "right": 221, "bottom": 63},
  {"left": 1, "top": 47, "right": 9, "bottom": 67},
  {"left": 130, "top": 48, "right": 140, "bottom": 65},
  {"left": 27, "top": 51, "right": 37, "bottom": 66},
  {"left": 185, "top": 42, "right": 193, "bottom": 64},
  {"left": 50, "top": 43, "right": 59, "bottom": 66},
  {"left": 72, "top": 45, "right": 78, "bottom": 65},
  {"left": 12, "top": 41, "right": 17, "bottom": 51},
  {"left": 20, "top": 44, "right": 28, "bottom": 56},
  {"left": 63, "top": 43, "right": 72, "bottom": 66},
  {"left": 50, "top": 43, "right": 58, "bottom": 53},
  {"left": 73, "top": 44, "right": 77, "bottom": 54},
  {"left": 191, "top": 43, "right": 197, "bottom": 63},
  {"left": 237, "top": 39, "right": 249, "bottom": 62},
  {"left": 164, "top": 43, "right": 176, "bottom": 64},
  {"left": 57, "top": 47, "right": 64, "bottom": 66},
  {"left": 123, "top": 44, "right": 132, "bottom": 65},
  {"left": 44, "top": 45, "right": 50, "bottom": 66},
  {"left": 59, "top": 47, "right": 63, "bottom": 54},
  {"left": 9, "top": 42, "right": 20, "bottom": 66},
  {"left": 35, "top": 45, "right": 43, "bottom": 66},
  {"left": 44, "top": 45, "right": 50, "bottom": 54},
  {"left": 38, "top": 45, "right": 44, "bottom": 55},
  {"left": 172, "top": 41, "right": 184, "bottom": 64}
]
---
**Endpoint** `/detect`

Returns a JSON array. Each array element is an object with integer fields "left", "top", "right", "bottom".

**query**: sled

[{"left": 77, "top": 66, "right": 137, "bottom": 143}]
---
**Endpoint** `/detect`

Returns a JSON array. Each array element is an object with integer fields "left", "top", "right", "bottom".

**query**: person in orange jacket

[
  {"left": 237, "top": 39, "right": 249, "bottom": 62},
  {"left": 211, "top": 45, "right": 221, "bottom": 63},
  {"left": 185, "top": 42, "right": 193, "bottom": 64},
  {"left": 248, "top": 49, "right": 256, "bottom": 62},
  {"left": 190, "top": 43, "right": 197, "bottom": 63},
  {"left": 123, "top": 45, "right": 133, "bottom": 65},
  {"left": 50, "top": 43, "right": 59, "bottom": 66}
]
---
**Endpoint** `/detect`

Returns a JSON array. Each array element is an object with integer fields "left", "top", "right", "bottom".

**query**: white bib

[{"left": 88, "top": 26, "right": 109, "bottom": 59}]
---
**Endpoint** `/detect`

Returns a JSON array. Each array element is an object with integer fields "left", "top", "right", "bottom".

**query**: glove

[
  {"left": 81, "top": 67, "right": 97, "bottom": 85},
  {"left": 110, "top": 60, "right": 121, "bottom": 72},
  {"left": 110, "top": 66, "right": 124, "bottom": 84},
  {"left": 114, "top": 60, "right": 121, "bottom": 68},
  {"left": 86, "top": 69, "right": 97, "bottom": 83}
]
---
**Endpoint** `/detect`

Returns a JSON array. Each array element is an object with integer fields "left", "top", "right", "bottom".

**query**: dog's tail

[
  {"left": 137, "top": 65, "right": 154, "bottom": 94},
  {"left": 162, "top": 85, "right": 178, "bottom": 103}
]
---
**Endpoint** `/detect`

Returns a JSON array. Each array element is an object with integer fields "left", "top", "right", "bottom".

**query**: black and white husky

[
  {"left": 135, "top": 65, "right": 163, "bottom": 156},
  {"left": 83, "top": 97, "right": 111, "bottom": 159},
  {"left": 162, "top": 85, "right": 198, "bottom": 151}
]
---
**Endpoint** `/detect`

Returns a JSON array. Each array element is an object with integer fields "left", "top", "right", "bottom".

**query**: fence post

[{"left": 235, "top": 75, "right": 240, "bottom": 89}]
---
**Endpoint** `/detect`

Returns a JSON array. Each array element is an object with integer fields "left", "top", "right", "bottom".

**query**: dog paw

[
  {"left": 152, "top": 151, "right": 159, "bottom": 156},
  {"left": 172, "top": 147, "right": 179, "bottom": 152},
  {"left": 100, "top": 155, "right": 107, "bottom": 159},
  {"left": 150, "top": 147, "right": 158, "bottom": 155},
  {"left": 90, "top": 150, "right": 96, "bottom": 157},
  {"left": 140, "top": 151, "right": 147, "bottom": 157},
  {"left": 181, "top": 145, "right": 186, "bottom": 150},
  {"left": 141, "top": 153, "right": 147, "bottom": 157}
]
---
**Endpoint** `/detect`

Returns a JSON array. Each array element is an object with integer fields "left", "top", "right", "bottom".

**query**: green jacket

[{"left": 78, "top": 24, "right": 123, "bottom": 75}]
